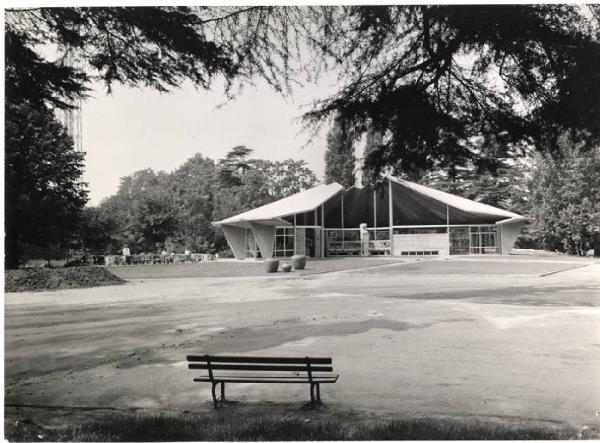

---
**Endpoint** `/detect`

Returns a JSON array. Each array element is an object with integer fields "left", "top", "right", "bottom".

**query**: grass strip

[{"left": 6, "top": 411, "right": 593, "bottom": 441}]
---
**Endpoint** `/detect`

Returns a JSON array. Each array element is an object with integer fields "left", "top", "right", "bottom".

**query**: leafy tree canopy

[
  {"left": 5, "top": 6, "right": 246, "bottom": 109},
  {"left": 7, "top": 5, "right": 599, "bottom": 174},
  {"left": 84, "top": 150, "right": 317, "bottom": 255},
  {"left": 5, "top": 102, "right": 88, "bottom": 268},
  {"left": 527, "top": 138, "right": 600, "bottom": 251},
  {"left": 300, "top": 5, "right": 600, "bottom": 177}
]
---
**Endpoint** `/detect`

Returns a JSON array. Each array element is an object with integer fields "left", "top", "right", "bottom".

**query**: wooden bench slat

[
  {"left": 193, "top": 374, "right": 338, "bottom": 380},
  {"left": 193, "top": 377, "right": 338, "bottom": 384},
  {"left": 186, "top": 355, "right": 332, "bottom": 364},
  {"left": 188, "top": 363, "right": 333, "bottom": 372}
]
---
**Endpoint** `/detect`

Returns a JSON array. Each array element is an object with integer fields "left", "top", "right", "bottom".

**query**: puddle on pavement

[
  {"left": 285, "top": 337, "right": 318, "bottom": 347},
  {"left": 178, "top": 318, "right": 458, "bottom": 354},
  {"left": 308, "top": 292, "right": 362, "bottom": 298}
]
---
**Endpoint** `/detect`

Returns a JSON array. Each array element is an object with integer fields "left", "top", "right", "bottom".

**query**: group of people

[{"left": 120, "top": 245, "right": 195, "bottom": 265}]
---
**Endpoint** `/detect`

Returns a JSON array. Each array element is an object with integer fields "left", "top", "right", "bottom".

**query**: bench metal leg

[
  {"left": 220, "top": 382, "right": 225, "bottom": 401},
  {"left": 211, "top": 382, "right": 218, "bottom": 409},
  {"left": 307, "top": 383, "right": 326, "bottom": 409}
]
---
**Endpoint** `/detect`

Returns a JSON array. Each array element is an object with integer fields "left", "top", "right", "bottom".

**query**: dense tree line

[
  {"left": 79, "top": 149, "right": 317, "bottom": 255},
  {"left": 419, "top": 139, "right": 600, "bottom": 254},
  {"left": 527, "top": 142, "right": 600, "bottom": 253}
]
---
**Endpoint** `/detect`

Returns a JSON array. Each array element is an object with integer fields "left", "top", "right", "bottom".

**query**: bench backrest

[{"left": 186, "top": 355, "right": 333, "bottom": 381}]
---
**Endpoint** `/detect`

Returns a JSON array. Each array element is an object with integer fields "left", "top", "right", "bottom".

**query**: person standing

[
  {"left": 122, "top": 245, "right": 131, "bottom": 265},
  {"left": 360, "top": 223, "right": 370, "bottom": 256}
]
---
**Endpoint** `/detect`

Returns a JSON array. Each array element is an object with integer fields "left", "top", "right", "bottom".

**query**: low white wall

[{"left": 393, "top": 233, "right": 449, "bottom": 256}]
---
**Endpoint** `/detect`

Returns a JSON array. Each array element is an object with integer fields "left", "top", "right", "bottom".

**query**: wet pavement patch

[
  {"left": 382, "top": 285, "right": 600, "bottom": 307},
  {"left": 353, "top": 260, "right": 583, "bottom": 276},
  {"left": 175, "top": 317, "right": 475, "bottom": 354}
]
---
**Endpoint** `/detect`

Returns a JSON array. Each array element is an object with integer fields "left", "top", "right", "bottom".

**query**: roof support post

[
  {"left": 321, "top": 204, "right": 325, "bottom": 258},
  {"left": 221, "top": 225, "right": 247, "bottom": 260},
  {"left": 341, "top": 193, "right": 345, "bottom": 244},
  {"left": 373, "top": 190, "right": 377, "bottom": 240},
  {"left": 314, "top": 207, "right": 319, "bottom": 258},
  {"left": 250, "top": 222, "right": 276, "bottom": 259},
  {"left": 498, "top": 220, "right": 525, "bottom": 255},
  {"left": 388, "top": 180, "right": 394, "bottom": 256},
  {"left": 446, "top": 204, "right": 450, "bottom": 256}
]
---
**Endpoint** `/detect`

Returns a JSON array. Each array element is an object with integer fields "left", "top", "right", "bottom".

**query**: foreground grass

[{"left": 6, "top": 412, "right": 593, "bottom": 441}]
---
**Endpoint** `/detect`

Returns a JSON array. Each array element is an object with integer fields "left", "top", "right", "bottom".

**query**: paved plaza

[{"left": 5, "top": 256, "right": 600, "bottom": 429}]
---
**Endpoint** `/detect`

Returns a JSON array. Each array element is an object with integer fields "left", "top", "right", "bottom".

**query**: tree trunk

[
  {"left": 594, "top": 233, "right": 600, "bottom": 258},
  {"left": 4, "top": 230, "right": 20, "bottom": 269}
]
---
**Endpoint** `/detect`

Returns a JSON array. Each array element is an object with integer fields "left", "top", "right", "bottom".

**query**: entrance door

[{"left": 449, "top": 227, "right": 470, "bottom": 255}]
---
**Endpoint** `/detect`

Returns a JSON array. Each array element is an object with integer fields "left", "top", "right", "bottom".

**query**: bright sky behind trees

[{"left": 82, "top": 74, "right": 337, "bottom": 205}]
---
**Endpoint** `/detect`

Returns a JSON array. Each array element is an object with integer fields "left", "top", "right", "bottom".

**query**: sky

[{"left": 81, "top": 74, "right": 340, "bottom": 205}]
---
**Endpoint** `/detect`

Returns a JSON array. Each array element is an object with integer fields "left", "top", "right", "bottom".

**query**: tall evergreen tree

[
  {"left": 301, "top": 5, "right": 600, "bottom": 174},
  {"left": 5, "top": 102, "right": 88, "bottom": 268},
  {"left": 324, "top": 112, "right": 357, "bottom": 188}
]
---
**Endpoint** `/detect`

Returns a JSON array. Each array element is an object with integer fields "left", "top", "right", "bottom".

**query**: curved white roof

[
  {"left": 215, "top": 176, "right": 525, "bottom": 228},
  {"left": 388, "top": 176, "right": 525, "bottom": 221},
  {"left": 215, "top": 182, "right": 344, "bottom": 226}
]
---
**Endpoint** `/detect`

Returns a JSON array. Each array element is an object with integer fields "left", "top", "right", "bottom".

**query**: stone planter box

[
  {"left": 291, "top": 254, "right": 306, "bottom": 270},
  {"left": 281, "top": 264, "right": 292, "bottom": 273},
  {"left": 264, "top": 258, "right": 279, "bottom": 273}
]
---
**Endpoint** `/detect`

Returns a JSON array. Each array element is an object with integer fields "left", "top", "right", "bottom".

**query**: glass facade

[
  {"left": 449, "top": 227, "right": 470, "bottom": 255},
  {"left": 470, "top": 225, "right": 498, "bottom": 254},
  {"left": 325, "top": 230, "right": 361, "bottom": 256},
  {"left": 273, "top": 227, "right": 295, "bottom": 257},
  {"left": 324, "top": 229, "right": 391, "bottom": 256},
  {"left": 240, "top": 221, "right": 498, "bottom": 258},
  {"left": 394, "top": 227, "right": 448, "bottom": 235}
]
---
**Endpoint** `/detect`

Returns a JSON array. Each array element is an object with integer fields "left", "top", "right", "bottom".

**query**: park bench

[{"left": 186, "top": 355, "right": 338, "bottom": 409}]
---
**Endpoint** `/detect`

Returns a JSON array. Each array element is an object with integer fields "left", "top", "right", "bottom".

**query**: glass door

[{"left": 449, "top": 227, "right": 470, "bottom": 255}]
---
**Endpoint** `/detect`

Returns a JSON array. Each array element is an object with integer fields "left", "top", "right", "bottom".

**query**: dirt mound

[{"left": 5, "top": 266, "right": 125, "bottom": 293}]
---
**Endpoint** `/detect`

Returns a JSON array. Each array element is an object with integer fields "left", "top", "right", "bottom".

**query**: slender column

[
  {"left": 446, "top": 204, "right": 450, "bottom": 256},
  {"left": 469, "top": 226, "right": 472, "bottom": 254},
  {"left": 294, "top": 214, "right": 297, "bottom": 254},
  {"left": 314, "top": 208, "right": 319, "bottom": 258},
  {"left": 373, "top": 190, "right": 377, "bottom": 241},
  {"left": 388, "top": 180, "right": 394, "bottom": 256},
  {"left": 321, "top": 203, "right": 325, "bottom": 258},
  {"left": 341, "top": 194, "right": 345, "bottom": 245}
]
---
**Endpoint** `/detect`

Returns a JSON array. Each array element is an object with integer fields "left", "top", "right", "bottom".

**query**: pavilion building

[{"left": 214, "top": 176, "right": 526, "bottom": 260}]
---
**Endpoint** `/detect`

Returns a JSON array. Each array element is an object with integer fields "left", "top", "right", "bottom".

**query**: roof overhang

[
  {"left": 386, "top": 175, "right": 524, "bottom": 222},
  {"left": 214, "top": 182, "right": 344, "bottom": 227},
  {"left": 213, "top": 218, "right": 292, "bottom": 229}
]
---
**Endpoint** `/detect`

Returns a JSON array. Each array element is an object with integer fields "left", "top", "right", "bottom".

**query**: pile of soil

[{"left": 5, "top": 266, "right": 125, "bottom": 293}]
